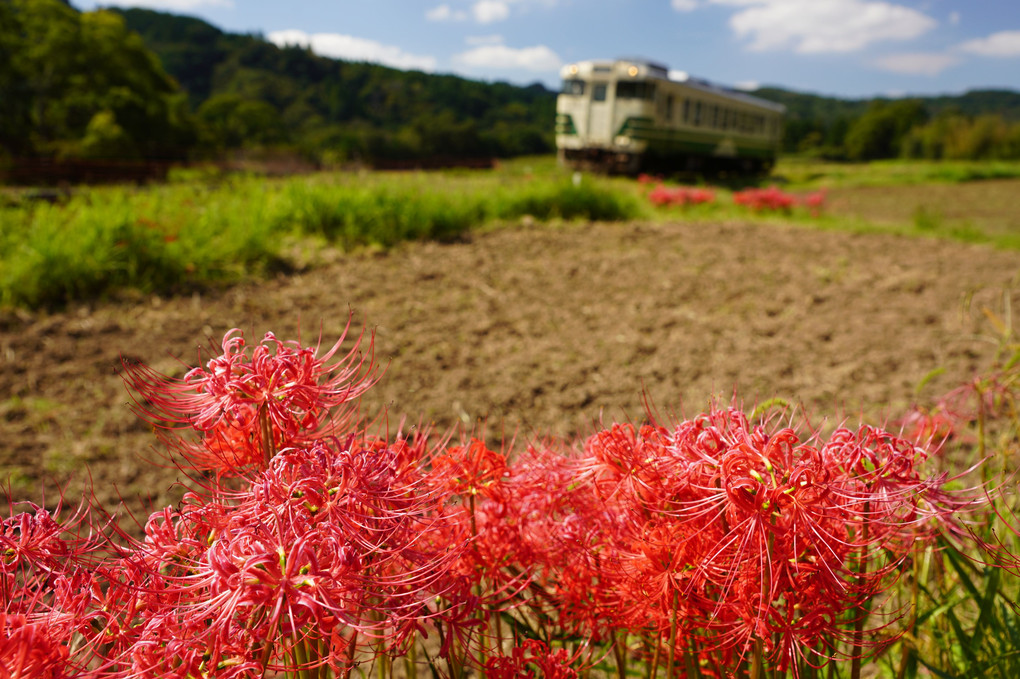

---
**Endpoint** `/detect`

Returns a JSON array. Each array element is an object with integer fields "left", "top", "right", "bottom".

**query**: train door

[{"left": 586, "top": 81, "right": 613, "bottom": 145}]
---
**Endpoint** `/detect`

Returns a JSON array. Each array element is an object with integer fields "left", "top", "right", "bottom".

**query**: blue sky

[{"left": 74, "top": 0, "right": 1020, "bottom": 98}]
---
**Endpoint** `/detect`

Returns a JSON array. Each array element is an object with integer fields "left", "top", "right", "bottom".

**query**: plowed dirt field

[{"left": 2, "top": 217, "right": 1018, "bottom": 519}]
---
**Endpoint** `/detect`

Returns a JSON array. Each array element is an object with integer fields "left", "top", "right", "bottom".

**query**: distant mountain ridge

[
  {"left": 111, "top": 7, "right": 556, "bottom": 163},
  {"left": 750, "top": 86, "right": 1020, "bottom": 154},
  {"left": 753, "top": 86, "right": 1020, "bottom": 123}
]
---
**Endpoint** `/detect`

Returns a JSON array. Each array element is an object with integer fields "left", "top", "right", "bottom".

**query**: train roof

[
  {"left": 674, "top": 74, "right": 786, "bottom": 114},
  {"left": 560, "top": 58, "right": 786, "bottom": 114}
]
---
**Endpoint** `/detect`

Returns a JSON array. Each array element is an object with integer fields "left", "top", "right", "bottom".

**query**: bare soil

[
  {"left": 2, "top": 217, "right": 1018, "bottom": 521},
  {"left": 826, "top": 179, "right": 1020, "bottom": 241}
]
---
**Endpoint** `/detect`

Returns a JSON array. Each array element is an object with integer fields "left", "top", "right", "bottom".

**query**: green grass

[
  {"left": 636, "top": 157, "right": 1020, "bottom": 250},
  {"left": 0, "top": 166, "right": 643, "bottom": 309},
  {"left": 740, "top": 157, "right": 1020, "bottom": 248},
  {"left": 0, "top": 182, "right": 286, "bottom": 308},
  {"left": 774, "top": 156, "right": 1020, "bottom": 189}
]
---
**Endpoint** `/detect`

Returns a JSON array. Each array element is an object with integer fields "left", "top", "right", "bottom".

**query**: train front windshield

[
  {"left": 616, "top": 81, "right": 656, "bottom": 100},
  {"left": 561, "top": 79, "right": 586, "bottom": 96}
]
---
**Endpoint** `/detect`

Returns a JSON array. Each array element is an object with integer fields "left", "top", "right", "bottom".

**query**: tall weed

[{"left": 894, "top": 290, "right": 1020, "bottom": 678}]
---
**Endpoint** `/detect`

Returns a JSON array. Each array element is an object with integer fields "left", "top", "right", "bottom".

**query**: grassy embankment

[{"left": 0, "top": 165, "right": 640, "bottom": 309}]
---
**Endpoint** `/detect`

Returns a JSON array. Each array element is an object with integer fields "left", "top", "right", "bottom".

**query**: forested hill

[
  {"left": 752, "top": 86, "right": 1020, "bottom": 157},
  {"left": 110, "top": 8, "right": 556, "bottom": 164}
]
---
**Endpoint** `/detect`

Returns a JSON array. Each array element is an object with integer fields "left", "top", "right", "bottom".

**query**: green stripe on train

[
  {"left": 617, "top": 117, "right": 776, "bottom": 158},
  {"left": 555, "top": 113, "right": 577, "bottom": 135}
]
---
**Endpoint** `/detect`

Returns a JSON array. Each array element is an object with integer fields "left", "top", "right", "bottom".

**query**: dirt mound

[{"left": 2, "top": 218, "right": 1017, "bottom": 518}]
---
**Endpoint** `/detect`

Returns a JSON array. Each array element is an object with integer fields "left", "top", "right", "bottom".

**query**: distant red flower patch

[
  {"left": 732, "top": 185, "right": 797, "bottom": 212},
  {"left": 732, "top": 186, "right": 828, "bottom": 215},
  {"left": 647, "top": 184, "right": 716, "bottom": 207}
]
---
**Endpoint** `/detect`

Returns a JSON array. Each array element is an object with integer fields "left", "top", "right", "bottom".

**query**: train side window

[
  {"left": 665, "top": 95, "right": 674, "bottom": 120},
  {"left": 683, "top": 99, "right": 690, "bottom": 123},
  {"left": 694, "top": 101, "right": 702, "bottom": 126},
  {"left": 592, "top": 83, "right": 608, "bottom": 102},
  {"left": 711, "top": 106, "right": 719, "bottom": 128}
]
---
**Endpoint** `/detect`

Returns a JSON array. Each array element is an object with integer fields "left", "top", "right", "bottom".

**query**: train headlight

[
  {"left": 568, "top": 64, "right": 579, "bottom": 75},
  {"left": 614, "top": 135, "right": 632, "bottom": 147},
  {"left": 627, "top": 65, "right": 639, "bottom": 77}
]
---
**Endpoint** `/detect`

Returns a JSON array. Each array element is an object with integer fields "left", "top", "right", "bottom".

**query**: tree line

[
  {"left": 2, "top": 0, "right": 1019, "bottom": 180},
  {"left": 760, "top": 88, "right": 1020, "bottom": 161},
  {"left": 0, "top": 0, "right": 196, "bottom": 163},
  {"left": 0, "top": 0, "right": 556, "bottom": 173}
]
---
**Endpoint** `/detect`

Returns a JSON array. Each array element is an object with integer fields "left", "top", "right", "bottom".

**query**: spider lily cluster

[
  {"left": 646, "top": 186, "right": 716, "bottom": 208},
  {"left": 0, "top": 325, "right": 1004, "bottom": 678},
  {"left": 642, "top": 182, "right": 827, "bottom": 216}
]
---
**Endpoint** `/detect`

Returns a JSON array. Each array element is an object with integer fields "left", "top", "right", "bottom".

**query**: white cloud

[
  {"left": 426, "top": 4, "right": 468, "bottom": 21},
  {"left": 466, "top": 34, "right": 505, "bottom": 46},
  {"left": 948, "top": 11, "right": 960, "bottom": 25},
  {"left": 473, "top": 0, "right": 511, "bottom": 23},
  {"left": 267, "top": 30, "right": 437, "bottom": 72},
  {"left": 94, "top": 0, "right": 232, "bottom": 9},
  {"left": 733, "top": 80, "right": 760, "bottom": 90},
  {"left": 452, "top": 44, "right": 562, "bottom": 71},
  {"left": 712, "top": 0, "right": 936, "bottom": 53},
  {"left": 957, "top": 30, "right": 1020, "bottom": 57},
  {"left": 873, "top": 52, "right": 959, "bottom": 75},
  {"left": 431, "top": 0, "right": 559, "bottom": 24},
  {"left": 671, "top": 0, "right": 698, "bottom": 11}
]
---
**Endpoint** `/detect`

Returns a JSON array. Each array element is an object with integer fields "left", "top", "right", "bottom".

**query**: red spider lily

[
  {"left": 647, "top": 184, "right": 716, "bottom": 208},
  {"left": 431, "top": 438, "right": 509, "bottom": 501},
  {"left": 1, "top": 502, "right": 95, "bottom": 599},
  {"left": 11, "top": 323, "right": 1009, "bottom": 679},
  {"left": 898, "top": 371, "right": 1016, "bottom": 453},
  {"left": 802, "top": 189, "right": 826, "bottom": 216},
  {"left": 485, "top": 639, "right": 581, "bottom": 679},
  {"left": 732, "top": 185, "right": 796, "bottom": 212},
  {"left": 121, "top": 319, "right": 378, "bottom": 474},
  {"left": 91, "top": 433, "right": 468, "bottom": 677},
  {"left": 899, "top": 406, "right": 956, "bottom": 451},
  {"left": 426, "top": 437, "right": 544, "bottom": 671},
  {"left": 0, "top": 614, "right": 71, "bottom": 679},
  {"left": 429, "top": 438, "right": 524, "bottom": 592},
  {"left": 562, "top": 405, "right": 969, "bottom": 675},
  {"left": 1, "top": 500, "right": 113, "bottom": 678},
  {"left": 497, "top": 439, "right": 637, "bottom": 644},
  {"left": 2, "top": 504, "right": 73, "bottom": 586}
]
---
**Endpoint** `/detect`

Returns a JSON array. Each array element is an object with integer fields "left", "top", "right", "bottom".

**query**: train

[{"left": 555, "top": 59, "right": 785, "bottom": 175}]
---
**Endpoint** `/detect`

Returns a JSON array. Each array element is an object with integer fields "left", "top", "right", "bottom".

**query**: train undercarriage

[{"left": 558, "top": 148, "right": 773, "bottom": 177}]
